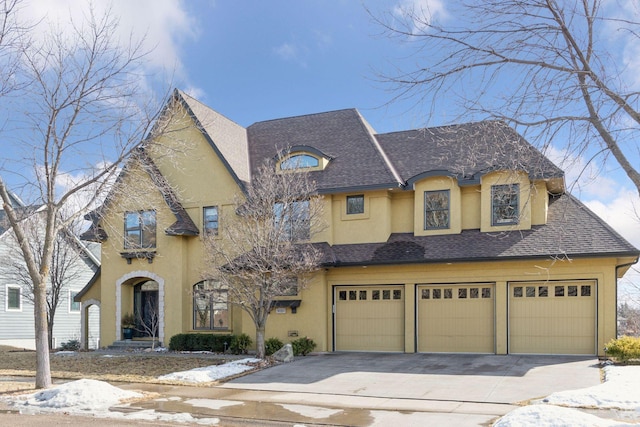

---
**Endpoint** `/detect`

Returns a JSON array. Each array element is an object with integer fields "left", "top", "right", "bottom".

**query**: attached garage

[
  {"left": 416, "top": 284, "right": 495, "bottom": 353},
  {"left": 334, "top": 285, "right": 404, "bottom": 351},
  {"left": 508, "top": 280, "right": 596, "bottom": 355}
]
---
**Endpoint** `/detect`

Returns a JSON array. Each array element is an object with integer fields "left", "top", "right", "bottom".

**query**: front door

[{"left": 134, "top": 280, "right": 159, "bottom": 338}]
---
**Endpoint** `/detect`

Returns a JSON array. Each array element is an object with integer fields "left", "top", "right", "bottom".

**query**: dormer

[
  {"left": 410, "top": 172, "right": 462, "bottom": 236},
  {"left": 276, "top": 146, "right": 331, "bottom": 172},
  {"left": 480, "top": 170, "right": 532, "bottom": 232}
]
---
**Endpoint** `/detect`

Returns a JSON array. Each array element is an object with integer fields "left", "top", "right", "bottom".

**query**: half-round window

[{"left": 280, "top": 154, "right": 319, "bottom": 170}]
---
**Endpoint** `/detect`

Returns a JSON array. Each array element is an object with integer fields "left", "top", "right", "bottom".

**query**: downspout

[{"left": 615, "top": 257, "right": 640, "bottom": 338}]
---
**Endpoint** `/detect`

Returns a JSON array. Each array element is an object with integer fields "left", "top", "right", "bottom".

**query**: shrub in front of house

[
  {"left": 264, "top": 337, "right": 284, "bottom": 356},
  {"left": 229, "top": 333, "right": 252, "bottom": 354},
  {"left": 168, "top": 333, "right": 234, "bottom": 352},
  {"left": 605, "top": 336, "right": 640, "bottom": 363},
  {"left": 291, "top": 336, "right": 316, "bottom": 356},
  {"left": 58, "top": 339, "right": 81, "bottom": 351}
]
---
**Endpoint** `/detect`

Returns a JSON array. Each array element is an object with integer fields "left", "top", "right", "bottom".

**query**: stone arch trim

[
  {"left": 115, "top": 271, "right": 165, "bottom": 343},
  {"left": 80, "top": 299, "right": 101, "bottom": 350}
]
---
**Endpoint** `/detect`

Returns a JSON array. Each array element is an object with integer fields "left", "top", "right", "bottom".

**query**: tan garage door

[
  {"left": 334, "top": 286, "right": 404, "bottom": 352},
  {"left": 509, "top": 281, "right": 596, "bottom": 355},
  {"left": 417, "top": 284, "right": 495, "bottom": 353}
]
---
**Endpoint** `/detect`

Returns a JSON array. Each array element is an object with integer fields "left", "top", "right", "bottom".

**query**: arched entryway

[
  {"left": 80, "top": 299, "right": 101, "bottom": 350},
  {"left": 116, "top": 271, "right": 165, "bottom": 344}
]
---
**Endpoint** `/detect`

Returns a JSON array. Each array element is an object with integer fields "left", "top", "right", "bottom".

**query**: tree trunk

[
  {"left": 34, "top": 279, "right": 52, "bottom": 388},
  {"left": 256, "top": 325, "right": 266, "bottom": 359}
]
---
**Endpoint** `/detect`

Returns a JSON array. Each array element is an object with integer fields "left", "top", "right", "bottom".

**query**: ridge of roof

[
  {"left": 248, "top": 107, "right": 360, "bottom": 127},
  {"left": 175, "top": 89, "right": 250, "bottom": 185}
]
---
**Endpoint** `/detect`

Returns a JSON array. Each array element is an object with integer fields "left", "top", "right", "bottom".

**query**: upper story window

[
  {"left": 6, "top": 285, "right": 21, "bottom": 311},
  {"left": 280, "top": 154, "right": 319, "bottom": 170},
  {"left": 203, "top": 206, "right": 219, "bottom": 235},
  {"left": 124, "top": 210, "right": 156, "bottom": 249},
  {"left": 492, "top": 184, "right": 519, "bottom": 225},
  {"left": 424, "top": 190, "right": 450, "bottom": 230},
  {"left": 69, "top": 290, "right": 81, "bottom": 312},
  {"left": 274, "top": 200, "right": 310, "bottom": 241},
  {"left": 193, "top": 281, "right": 228, "bottom": 330},
  {"left": 346, "top": 195, "right": 364, "bottom": 215}
]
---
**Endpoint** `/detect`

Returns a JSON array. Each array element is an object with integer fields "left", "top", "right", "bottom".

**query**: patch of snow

[
  {"left": 186, "top": 398, "right": 243, "bottom": 410},
  {"left": 493, "top": 405, "right": 631, "bottom": 427},
  {"left": 18, "top": 379, "right": 142, "bottom": 410},
  {"left": 541, "top": 366, "right": 640, "bottom": 410},
  {"left": 53, "top": 351, "right": 77, "bottom": 356},
  {"left": 278, "top": 403, "right": 343, "bottom": 419},
  {"left": 158, "top": 358, "right": 261, "bottom": 383}
]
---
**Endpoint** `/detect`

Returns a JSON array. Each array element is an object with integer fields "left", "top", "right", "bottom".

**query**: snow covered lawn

[
  {"left": 494, "top": 364, "right": 640, "bottom": 426},
  {"left": 158, "top": 357, "right": 261, "bottom": 383}
]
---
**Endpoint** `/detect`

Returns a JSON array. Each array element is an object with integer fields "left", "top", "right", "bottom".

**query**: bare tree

[
  {"left": 0, "top": 5, "right": 169, "bottom": 388},
  {"left": 372, "top": 0, "right": 640, "bottom": 196},
  {"left": 202, "top": 160, "right": 326, "bottom": 359},
  {"left": 134, "top": 297, "right": 159, "bottom": 349},
  {"left": 1, "top": 212, "right": 89, "bottom": 350}
]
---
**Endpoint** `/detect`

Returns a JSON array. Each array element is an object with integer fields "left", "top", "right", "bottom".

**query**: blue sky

[{"left": 15, "top": 0, "right": 640, "bottom": 294}]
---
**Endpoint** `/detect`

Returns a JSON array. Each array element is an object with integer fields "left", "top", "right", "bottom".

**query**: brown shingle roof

[
  {"left": 247, "top": 109, "right": 402, "bottom": 192},
  {"left": 375, "top": 120, "right": 564, "bottom": 185}
]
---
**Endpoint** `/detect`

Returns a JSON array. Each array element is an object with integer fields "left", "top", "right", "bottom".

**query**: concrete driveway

[
  {"left": 219, "top": 352, "right": 601, "bottom": 425},
  {"left": 117, "top": 353, "right": 601, "bottom": 426}
]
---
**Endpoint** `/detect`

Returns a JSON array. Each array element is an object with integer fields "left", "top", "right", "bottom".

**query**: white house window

[
  {"left": 124, "top": 210, "right": 156, "bottom": 249},
  {"left": 6, "top": 285, "right": 21, "bottom": 311},
  {"left": 280, "top": 154, "right": 319, "bottom": 170},
  {"left": 424, "top": 190, "right": 450, "bottom": 229},
  {"left": 274, "top": 200, "right": 310, "bottom": 241},
  {"left": 346, "top": 195, "right": 364, "bottom": 215},
  {"left": 203, "top": 206, "right": 219, "bottom": 235},
  {"left": 193, "top": 281, "right": 228, "bottom": 330},
  {"left": 69, "top": 290, "right": 81, "bottom": 312},
  {"left": 491, "top": 184, "right": 519, "bottom": 225}
]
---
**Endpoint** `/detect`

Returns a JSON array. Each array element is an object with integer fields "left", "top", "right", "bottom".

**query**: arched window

[
  {"left": 193, "top": 281, "right": 228, "bottom": 330},
  {"left": 279, "top": 154, "right": 319, "bottom": 170}
]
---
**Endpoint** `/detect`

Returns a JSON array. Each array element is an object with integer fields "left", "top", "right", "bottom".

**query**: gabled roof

[
  {"left": 177, "top": 90, "right": 250, "bottom": 185},
  {"left": 319, "top": 194, "right": 638, "bottom": 266},
  {"left": 375, "top": 120, "right": 564, "bottom": 186},
  {"left": 80, "top": 149, "right": 199, "bottom": 241},
  {"left": 247, "top": 109, "right": 403, "bottom": 193},
  {"left": 0, "top": 190, "right": 28, "bottom": 235}
]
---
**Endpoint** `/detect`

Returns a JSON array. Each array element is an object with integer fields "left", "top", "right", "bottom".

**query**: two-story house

[
  {"left": 77, "top": 89, "right": 639, "bottom": 356},
  {"left": 0, "top": 191, "right": 101, "bottom": 350}
]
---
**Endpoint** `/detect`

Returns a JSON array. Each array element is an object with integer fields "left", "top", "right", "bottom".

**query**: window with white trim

[
  {"left": 6, "top": 285, "right": 21, "bottom": 311},
  {"left": 69, "top": 290, "right": 81, "bottom": 312}
]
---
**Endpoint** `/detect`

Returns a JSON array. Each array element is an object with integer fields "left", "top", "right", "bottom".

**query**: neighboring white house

[{"left": 0, "top": 191, "right": 100, "bottom": 350}]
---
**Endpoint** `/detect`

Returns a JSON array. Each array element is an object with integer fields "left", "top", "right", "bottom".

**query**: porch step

[{"left": 108, "top": 339, "right": 162, "bottom": 350}]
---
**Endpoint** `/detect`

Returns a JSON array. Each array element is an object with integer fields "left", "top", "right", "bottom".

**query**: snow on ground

[
  {"left": 495, "top": 365, "right": 640, "bottom": 426},
  {"left": 0, "top": 358, "right": 262, "bottom": 425},
  {"left": 493, "top": 405, "right": 630, "bottom": 427},
  {"left": 157, "top": 358, "right": 261, "bottom": 383},
  {"left": 17, "top": 378, "right": 142, "bottom": 410},
  {"left": 541, "top": 365, "right": 640, "bottom": 410}
]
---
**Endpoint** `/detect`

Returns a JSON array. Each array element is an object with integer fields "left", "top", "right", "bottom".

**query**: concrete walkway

[{"left": 112, "top": 353, "right": 602, "bottom": 426}]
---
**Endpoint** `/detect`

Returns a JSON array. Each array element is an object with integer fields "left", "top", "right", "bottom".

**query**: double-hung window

[
  {"left": 424, "top": 190, "right": 450, "bottom": 230},
  {"left": 69, "top": 290, "right": 81, "bottom": 312},
  {"left": 274, "top": 200, "right": 310, "bottom": 241},
  {"left": 491, "top": 184, "right": 519, "bottom": 225},
  {"left": 124, "top": 210, "right": 156, "bottom": 249},
  {"left": 193, "top": 281, "right": 228, "bottom": 330},
  {"left": 6, "top": 285, "right": 21, "bottom": 311},
  {"left": 203, "top": 206, "right": 219, "bottom": 235}
]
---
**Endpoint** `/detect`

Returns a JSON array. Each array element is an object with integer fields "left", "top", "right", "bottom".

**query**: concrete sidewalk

[{"left": 112, "top": 353, "right": 602, "bottom": 426}]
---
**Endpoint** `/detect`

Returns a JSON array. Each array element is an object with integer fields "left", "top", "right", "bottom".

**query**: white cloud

[
  {"left": 392, "top": 0, "right": 448, "bottom": 34},
  {"left": 19, "top": 0, "right": 199, "bottom": 83},
  {"left": 274, "top": 41, "right": 309, "bottom": 67}
]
